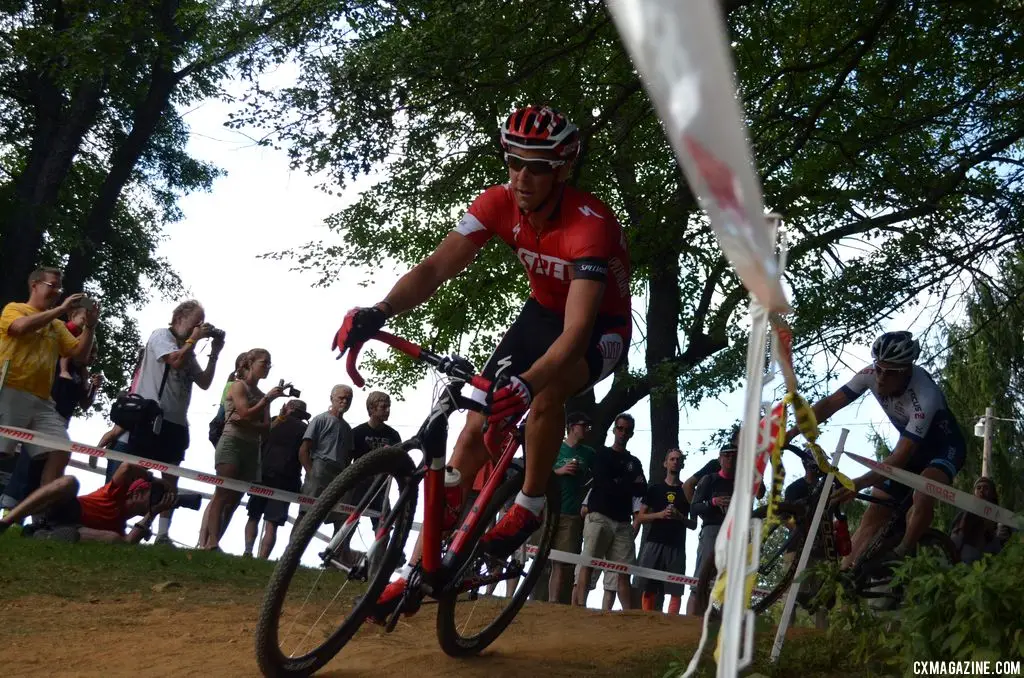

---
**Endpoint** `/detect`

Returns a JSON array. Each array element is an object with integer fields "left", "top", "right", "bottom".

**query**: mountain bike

[
  {"left": 254, "top": 331, "right": 559, "bottom": 677},
  {"left": 694, "top": 445, "right": 958, "bottom": 616}
]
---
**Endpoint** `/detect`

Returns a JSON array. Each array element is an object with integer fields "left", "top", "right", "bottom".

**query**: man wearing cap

[
  {"left": 548, "top": 412, "right": 596, "bottom": 604},
  {"left": 244, "top": 399, "right": 310, "bottom": 559},
  {"left": 0, "top": 462, "right": 174, "bottom": 543},
  {"left": 688, "top": 440, "right": 738, "bottom": 614}
]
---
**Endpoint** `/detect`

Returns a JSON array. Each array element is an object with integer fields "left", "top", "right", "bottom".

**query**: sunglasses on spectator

[
  {"left": 37, "top": 280, "right": 63, "bottom": 293},
  {"left": 504, "top": 152, "right": 566, "bottom": 175},
  {"left": 873, "top": 363, "right": 910, "bottom": 378},
  {"left": 613, "top": 424, "right": 633, "bottom": 432}
]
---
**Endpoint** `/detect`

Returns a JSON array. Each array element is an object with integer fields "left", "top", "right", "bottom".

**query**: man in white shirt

[{"left": 108, "top": 300, "right": 223, "bottom": 545}]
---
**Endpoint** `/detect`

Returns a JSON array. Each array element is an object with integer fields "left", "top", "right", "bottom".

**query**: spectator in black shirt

[
  {"left": 686, "top": 441, "right": 736, "bottom": 614},
  {"left": 573, "top": 413, "right": 646, "bottom": 611},
  {"left": 339, "top": 391, "right": 402, "bottom": 568},
  {"left": 784, "top": 451, "right": 824, "bottom": 504},
  {"left": 634, "top": 448, "right": 695, "bottom": 615},
  {"left": 244, "top": 399, "right": 309, "bottom": 559}
]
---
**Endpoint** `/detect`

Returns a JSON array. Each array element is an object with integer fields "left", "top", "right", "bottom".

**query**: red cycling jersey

[{"left": 454, "top": 184, "right": 631, "bottom": 322}]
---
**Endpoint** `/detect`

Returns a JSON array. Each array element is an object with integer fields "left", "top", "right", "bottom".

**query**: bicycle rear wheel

[
  {"left": 255, "top": 446, "right": 417, "bottom": 678},
  {"left": 435, "top": 470, "right": 559, "bottom": 657}
]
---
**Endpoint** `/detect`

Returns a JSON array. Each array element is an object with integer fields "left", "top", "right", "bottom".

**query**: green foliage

[
  {"left": 824, "top": 539, "right": 1024, "bottom": 676},
  {"left": 0, "top": 0, "right": 345, "bottom": 398},
  {"left": 888, "top": 538, "right": 1024, "bottom": 666},
  {"left": 935, "top": 251, "right": 1024, "bottom": 522}
]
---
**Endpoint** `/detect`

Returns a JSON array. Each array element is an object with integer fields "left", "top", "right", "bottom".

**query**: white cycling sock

[
  {"left": 157, "top": 514, "right": 172, "bottom": 538},
  {"left": 398, "top": 564, "right": 414, "bottom": 579},
  {"left": 514, "top": 491, "right": 546, "bottom": 517}
]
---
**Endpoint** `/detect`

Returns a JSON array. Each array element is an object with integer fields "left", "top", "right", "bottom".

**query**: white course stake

[
  {"left": 769, "top": 429, "right": 849, "bottom": 662},
  {"left": 717, "top": 302, "right": 771, "bottom": 677}
]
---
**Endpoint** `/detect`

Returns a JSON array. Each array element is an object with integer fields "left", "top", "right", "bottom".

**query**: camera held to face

[
  {"left": 206, "top": 325, "right": 226, "bottom": 341},
  {"left": 277, "top": 379, "right": 301, "bottom": 398},
  {"left": 149, "top": 483, "right": 202, "bottom": 511}
]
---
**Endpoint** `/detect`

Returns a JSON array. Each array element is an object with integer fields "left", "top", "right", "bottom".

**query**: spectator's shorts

[
  {"left": 44, "top": 495, "right": 83, "bottom": 527},
  {"left": 127, "top": 420, "right": 190, "bottom": 466},
  {"left": 0, "top": 388, "right": 69, "bottom": 459},
  {"left": 468, "top": 299, "right": 630, "bottom": 405},
  {"left": 214, "top": 434, "right": 261, "bottom": 482},
  {"left": 248, "top": 473, "right": 300, "bottom": 526},
  {"left": 577, "top": 511, "right": 636, "bottom": 591},
  {"left": 691, "top": 524, "right": 721, "bottom": 590},
  {"left": 552, "top": 513, "right": 584, "bottom": 554},
  {"left": 633, "top": 541, "right": 687, "bottom": 596},
  {"left": 299, "top": 458, "right": 347, "bottom": 522}
]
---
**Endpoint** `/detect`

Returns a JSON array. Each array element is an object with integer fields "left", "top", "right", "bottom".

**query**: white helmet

[{"left": 871, "top": 331, "right": 920, "bottom": 365}]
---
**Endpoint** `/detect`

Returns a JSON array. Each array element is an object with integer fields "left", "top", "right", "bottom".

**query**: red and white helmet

[{"left": 500, "top": 105, "right": 580, "bottom": 160}]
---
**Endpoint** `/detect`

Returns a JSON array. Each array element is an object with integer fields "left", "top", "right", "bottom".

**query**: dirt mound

[{"left": 2, "top": 593, "right": 703, "bottom": 677}]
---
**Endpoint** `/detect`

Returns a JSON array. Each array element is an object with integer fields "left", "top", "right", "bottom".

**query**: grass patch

[
  {"left": 0, "top": 535, "right": 355, "bottom": 605},
  {"left": 657, "top": 624, "right": 895, "bottom": 678}
]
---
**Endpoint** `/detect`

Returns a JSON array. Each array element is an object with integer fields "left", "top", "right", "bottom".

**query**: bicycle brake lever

[{"left": 345, "top": 342, "right": 366, "bottom": 388}]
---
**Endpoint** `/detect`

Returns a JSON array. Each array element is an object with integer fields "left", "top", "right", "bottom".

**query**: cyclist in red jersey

[{"left": 332, "top": 105, "right": 632, "bottom": 618}]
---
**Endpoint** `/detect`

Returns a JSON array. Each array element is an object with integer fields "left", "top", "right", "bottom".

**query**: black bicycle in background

[{"left": 695, "top": 445, "right": 958, "bottom": 616}]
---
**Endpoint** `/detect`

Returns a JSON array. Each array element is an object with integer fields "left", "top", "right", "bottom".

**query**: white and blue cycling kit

[{"left": 841, "top": 364, "right": 965, "bottom": 498}]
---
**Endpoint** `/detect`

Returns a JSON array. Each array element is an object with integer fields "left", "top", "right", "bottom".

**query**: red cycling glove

[
  {"left": 331, "top": 306, "right": 388, "bottom": 357},
  {"left": 486, "top": 375, "right": 533, "bottom": 425}
]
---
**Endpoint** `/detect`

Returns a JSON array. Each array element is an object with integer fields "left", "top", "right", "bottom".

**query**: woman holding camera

[{"left": 202, "top": 348, "right": 285, "bottom": 551}]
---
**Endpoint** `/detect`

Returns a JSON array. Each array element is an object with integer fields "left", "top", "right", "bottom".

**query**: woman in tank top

[{"left": 201, "top": 348, "right": 284, "bottom": 550}]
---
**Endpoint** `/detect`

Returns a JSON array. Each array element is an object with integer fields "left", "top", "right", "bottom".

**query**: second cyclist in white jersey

[{"left": 790, "top": 331, "right": 966, "bottom": 567}]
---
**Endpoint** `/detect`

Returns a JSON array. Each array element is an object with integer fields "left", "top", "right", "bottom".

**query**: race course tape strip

[
  {"left": 0, "top": 424, "right": 368, "bottom": 515},
  {"left": 8, "top": 425, "right": 767, "bottom": 590},
  {"left": 845, "top": 452, "right": 1024, "bottom": 530},
  {"left": 523, "top": 544, "right": 776, "bottom": 593}
]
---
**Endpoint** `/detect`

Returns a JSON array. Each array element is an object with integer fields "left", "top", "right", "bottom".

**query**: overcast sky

[{"left": 59, "top": 83, "right": 962, "bottom": 611}]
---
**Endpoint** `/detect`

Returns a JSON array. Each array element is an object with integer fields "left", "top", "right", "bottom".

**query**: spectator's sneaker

[
  {"left": 479, "top": 503, "right": 542, "bottom": 561},
  {"left": 154, "top": 535, "right": 176, "bottom": 547},
  {"left": 364, "top": 578, "right": 421, "bottom": 624}
]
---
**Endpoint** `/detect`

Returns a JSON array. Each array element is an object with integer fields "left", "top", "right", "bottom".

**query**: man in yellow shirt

[{"left": 0, "top": 267, "right": 99, "bottom": 487}]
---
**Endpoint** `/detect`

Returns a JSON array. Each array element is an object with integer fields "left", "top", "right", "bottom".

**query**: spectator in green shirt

[{"left": 549, "top": 411, "right": 596, "bottom": 604}]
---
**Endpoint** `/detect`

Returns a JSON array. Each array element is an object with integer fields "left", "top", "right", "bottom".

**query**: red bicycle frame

[{"left": 346, "top": 331, "right": 523, "bottom": 587}]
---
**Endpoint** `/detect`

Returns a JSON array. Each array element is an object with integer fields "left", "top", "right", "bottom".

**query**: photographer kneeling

[{"left": 0, "top": 463, "right": 177, "bottom": 543}]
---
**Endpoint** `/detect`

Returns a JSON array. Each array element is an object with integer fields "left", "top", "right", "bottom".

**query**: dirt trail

[{"left": 2, "top": 593, "right": 705, "bottom": 677}]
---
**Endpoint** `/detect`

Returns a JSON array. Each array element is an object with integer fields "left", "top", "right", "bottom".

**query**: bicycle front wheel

[
  {"left": 435, "top": 470, "right": 559, "bottom": 657},
  {"left": 255, "top": 446, "right": 417, "bottom": 678}
]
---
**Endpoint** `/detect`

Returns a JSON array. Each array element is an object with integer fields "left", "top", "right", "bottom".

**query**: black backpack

[{"left": 209, "top": 402, "right": 226, "bottom": 448}]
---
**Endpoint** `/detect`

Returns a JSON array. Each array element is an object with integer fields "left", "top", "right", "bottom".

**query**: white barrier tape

[
  {"left": 0, "top": 424, "right": 376, "bottom": 517},
  {"left": 26, "top": 428, "right": 733, "bottom": 588},
  {"left": 845, "top": 452, "right": 1024, "bottom": 530},
  {"left": 524, "top": 544, "right": 771, "bottom": 595}
]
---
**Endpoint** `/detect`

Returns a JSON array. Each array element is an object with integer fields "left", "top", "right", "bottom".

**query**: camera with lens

[
  {"left": 149, "top": 483, "right": 202, "bottom": 511},
  {"left": 206, "top": 325, "right": 226, "bottom": 341},
  {"left": 277, "top": 379, "right": 301, "bottom": 398}
]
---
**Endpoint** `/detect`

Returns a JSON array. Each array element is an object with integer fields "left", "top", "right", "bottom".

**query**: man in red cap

[{"left": 0, "top": 462, "right": 175, "bottom": 543}]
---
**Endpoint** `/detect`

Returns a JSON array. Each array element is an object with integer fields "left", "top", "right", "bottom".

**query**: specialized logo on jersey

[
  {"left": 578, "top": 204, "right": 604, "bottom": 219},
  {"left": 517, "top": 248, "right": 571, "bottom": 281},
  {"left": 495, "top": 355, "right": 513, "bottom": 378}
]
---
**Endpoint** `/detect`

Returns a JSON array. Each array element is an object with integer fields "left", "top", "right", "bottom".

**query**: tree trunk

[
  {"left": 645, "top": 248, "right": 682, "bottom": 478},
  {"left": 0, "top": 77, "right": 105, "bottom": 305},
  {"left": 62, "top": 65, "right": 179, "bottom": 296}
]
